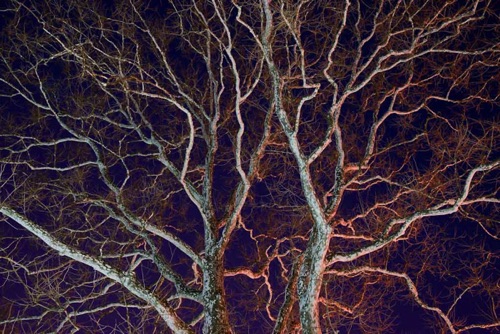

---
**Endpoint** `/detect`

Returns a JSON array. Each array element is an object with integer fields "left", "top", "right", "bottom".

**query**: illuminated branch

[{"left": 0, "top": 206, "right": 193, "bottom": 334}]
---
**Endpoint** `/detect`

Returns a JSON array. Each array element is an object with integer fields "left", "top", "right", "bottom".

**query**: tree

[{"left": 0, "top": 0, "right": 498, "bottom": 332}]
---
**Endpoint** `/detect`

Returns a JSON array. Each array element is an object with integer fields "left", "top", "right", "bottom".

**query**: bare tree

[{"left": 1, "top": 0, "right": 498, "bottom": 333}]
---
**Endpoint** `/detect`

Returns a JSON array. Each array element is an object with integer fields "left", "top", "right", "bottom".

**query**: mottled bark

[{"left": 202, "top": 251, "right": 231, "bottom": 334}]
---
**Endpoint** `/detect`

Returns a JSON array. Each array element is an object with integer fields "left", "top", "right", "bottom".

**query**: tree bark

[
  {"left": 298, "top": 225, "right": 332, "bottom": 334},
  {"left": 202, "top": 249, "right": 231, "bottom": 334}
]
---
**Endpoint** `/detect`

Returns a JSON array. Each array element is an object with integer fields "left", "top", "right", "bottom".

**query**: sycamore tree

[{"left": 0, "top": 0, "right": 498, "bottom": 333}]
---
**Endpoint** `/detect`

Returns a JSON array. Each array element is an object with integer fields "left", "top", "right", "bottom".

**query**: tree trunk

[
  {"left": 202, "top": 251, "right": 231, "bottom": 334},
  {"left": 298, "top": 225, "right": 331, "bottom": 333}
]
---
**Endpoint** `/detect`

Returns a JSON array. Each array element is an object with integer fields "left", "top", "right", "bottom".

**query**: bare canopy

[{"left": 0, "top": 0, "right": 498, "bottom": 333}]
